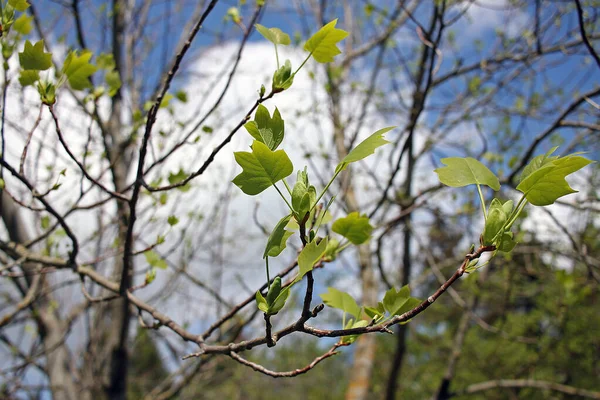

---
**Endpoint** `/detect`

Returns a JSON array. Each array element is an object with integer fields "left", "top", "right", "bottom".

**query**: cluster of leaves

[
  {"left": 434, "top": 147, "right": 593, "bottom": 271},
  {"left": 234, "top": 20, "right": 421, "bottom": 342},
  {"left": 0, "top": 0, "right": 121, "bottom": 104}
]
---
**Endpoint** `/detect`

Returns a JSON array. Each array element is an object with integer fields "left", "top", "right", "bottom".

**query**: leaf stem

[
  {"left": 274, "top": 44, "right": 280, "bottom": 69},
  {"left": 476, "top": 184, "right": 487, "bottom": 221},
  {"left": 283, "top": 179, "right": 293, "bottom": 196},
  {"left": 313, "top": 169, "right": 341, "bottom": 212},
  {"left": 265, "top": 257, "right": 271, "bottom": 291},
  {"left": 294, "top": 53, "right": 312, "bottom": 76},
  {"left": 505, "top": 195, "right": 528, "bottom": 231},
  {"left": 274, "top": 183, "right": 294, "bottom": 213}
]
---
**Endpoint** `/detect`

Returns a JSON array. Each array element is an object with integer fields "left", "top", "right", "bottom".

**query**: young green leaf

[
  {"left": 332, "top": 212, "right": 373, "bottom": 245},
  {"left": 256, "top": 290, "right": 269, "bottom": 313},
  {"left": 13, "top": 13, "right": 33, "bottom": 35},
  {"left": 263, "top": 214, "right": 294, "bottom": 258},
  {"left": 255, "top": 24, "right": 291, "bottom": 45},
  {"left": 144, "top": 250, "right": 167, "bottom": 270},
  {"left": 266, "top": 276, "right": 283, "bottom": 305},
  {"left": 320, "top": 287, "right": 361, "bottom": 319},
  {"left": 304, "top": 19, "right": 349, "bottom": 63},
  {"left": 482, "top": 198, "right": 509, "bottom": 246},
  {"left": 106, "top": 70, "right": 122, "bottom": 97},
  {"left": 19, "top": 40, "right": 52, "bottom": 71},
  {"left": 233, "top": 140, "right": 293, "bottom": 195},
  {"left": 272, "top": 59, "right": 294, "bottom": 91},
  {"left": 497, "top": 231, "right": 517, "bottom": 253},
  {"left": 340, "top": 319, "right": 369, "bottom": 344},
  {"left": 243, "top": 105, "right": 285, "bottom": 150},
  {"left": 294, "top": 238, "right": 329, "bottom": 283},
  {"left": 364, "top": 303, "right": 385, "bottom": 321},
  {"left": 516, "top": 153, "right": 593, "bottom": 206},
  {"left": 434, "top": 157, "right": 500, "bottom": 190},
  {"left": 336, "top": 127, "right": 394, "bottom": 173},
  {"left": 291, "top": 168, "right": 316, "bottom": 217},
  {"left": 19, "top": 70, "right": 39, "bottom": 86},
  {"left": 9, "top": 0, "right": 30, "bottom": 12},
  {"left": 382, "top": 285, "right": 411, "bottom": 316},
  {"left": 62, "top": 50, "right": 97, "bottom": 90},
  {"left": 519, "top": 146, "right": 559, "bottom": 183},
  {"left": 268, "top": 286, "right": 290, "bottom": 315}
]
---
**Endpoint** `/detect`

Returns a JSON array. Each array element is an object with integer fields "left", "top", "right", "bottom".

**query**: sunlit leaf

[
  {"left": 144, "top": 250, "right": 167, "bottom": 270},
  {"left": 294, "top": 238, "right": 328, "bottom": 283},
  {"left": 336, "top": 127, "right": 394, "bottom": 172},
  {"left": 62, "top": 50, "right": 97, "bottom": 90},
  {"left": 332, "top": 212, "right": 373, "bottom": 245},
  {"left": 304, "top": 19, "right": 349, "bottom": 63},
  {"left": 263, "top": 214, "right": 294, "bottom": 258},
  {"left": 516, "top": 152, "right": 594, "bottom": 206},
  {"left": 434, "top": 157, "right": 500, "bottom": 190},
  {"left": 19, "top": 40, "right": 52, "bottom": 71},
  {"left": 255, "top": 24, "right": 291, "bottom": 45},
  {"left": 320, "top": 287, "right": 361, "bottom": 319},
  {"left": 232, "top": 140, "right": 293, "bottom": 195}
]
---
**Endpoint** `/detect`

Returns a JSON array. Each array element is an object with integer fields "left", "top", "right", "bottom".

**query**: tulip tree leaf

[
  {"left": 62, "top": 50, "right": 97, "bottom": 90},
  {"left": 19, "top": 70, "right": 39, "bottom": 86},
  {"left": 144, "top": 250, "right": 167, "bottom": 270},
  {"left": 263, "top": 214, "right": 294, "bottom": 258},
  {"left": 13, "top": 13, "right": 33, "bottom": 35},
  {"left": 336, "top": 127, "right": 394, "bottom": 172},
  {"left": 434, "top": 157, "right": 500, "bottom": 190},
  {"left": 332, "top": 212, "right": 373, "bottom": 245},
  {"left": 9, "top": 0, "right": 30, "bottom": 12},
  {"left": 244, "top": 105, "right": 285, "bottom": 150},
  {"left": 383, "top": 285, "right": 412, "bottom": 316},
  {"left": 233, "top": 140, "right": 293, "bottom": 195},
  {"left": 255, "top": 24, "right": 291, "bottom": 45},
  {"left": 19, "top": 40, "right": 52, "bottom": 71},
  {"left": 320, "top": 287, "right": 361, "bottom": 319},
  {"left": 519, "top": 146, "right": 559, "bottom": 183},
  {"left": 294, "top": 238, "right": 328, "bottom": 283},
  {"left": 341, "top": 319, "right": 369, "bottom": 344},
  {"left": 304, "top": 19, "right": 349, "bottom": 63},
  {"left": 516, "top": 153, "right": 594, "bottom": 206}
]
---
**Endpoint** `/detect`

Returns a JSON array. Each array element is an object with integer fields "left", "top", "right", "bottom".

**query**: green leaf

[
  {"left": 144, "top": 250, "right": 167, "bottom": 270},
  {"left": 168, "top": 168, "right": 191, "bottom": 192},
  {"left": 256, "top": 290, "right": 269, "bottom": 313},
  {"left": 96, "top": 53, "right": 115, "bottom": 70},
  {"left": 62, "top": 50, "right": 97, "bottom": 90},
  {"left": 18, "top": 70, "right": 39, "bottom": 86},
  {"left": 268, "top": 286, "right": 290, "bottom": 315},
  {"left": 167, "top": 215, "right": 179, "bottom": 226},
  {"left": 263, "top": 214, "right": 294, "bottom": 258},
  {"left": 19, "top": 40, "right": 52, "bottom": 71},
  {"left": 341, "top": 319, "right": 369, "bottom": 344},
  {"left": 332, "top": 212, "right": 373, "bottom": 245},
  {"left": 482, "top": 198, "right": 509, "bottom": 246},
  {"left": 294, "top": 238, "right": 328, "bottom": 283},
  {"left": 434, "top": 157, "right": 500, "bottom": 191},
  {"left": 364, "top": 303, "right": 385, "bottom": 320},
  {"left": 244, "top": 105, "right": 285, "bottom": 150},
  {"left": 395, "top": 297, "right": 421, "bottom": 320},
  {"left": 304, "top": 19, "right": 349, "bottom": 63},
  {"left": 519, "top": 147, "right": 558, "bottom": 183},
  {"left": 498, "top": 231, "right": 517, "bottom": 253},
  {"left": 291, "top": 168, "right": 316, "bottom": 217},
  {"left": 255, "top": 24, "right": 291, "bottom": 45},
  {"left": 266, "top": 276, "right": 283, "bottom": 306},
  {"left": 175, "top": 90, "right": 188, "bottom": 103},
  {"left": 320, "top": 287, "right": 361, "bottom": 319},
  {"left": 0, "top": 178, "right": 4, "bottom": 189},
  {"left": 382, "top": 285, "right": 411, "bottom": 316},
  {"left": 145, "top": 267, "right": 157, "bottom": 284},
  {"left": 272, "top": 59, "right": 294, "bottom": 91},
  {"left": 41, "top": 215, "right": 50, "bottom": 230},
  {"left": 9, "top": 0, "right": 30, "bottom": 12},
  {"left": 106, "top": 70, "right": 121, "bottom": 97},
  {"left": 232, "top": 140, "right": 293, "bottom": 195},
  {"left": 323, "top": 238, "right": 339, "bottom": 261},
  {"left": 336, "top": 127, "right": 394, "bottom": 172},
  {"left": 516, "top": 153, "right": 594, "bottom": 206},
  {"left": 13, "top": 13, "right": 33, "bottom": 35}
]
